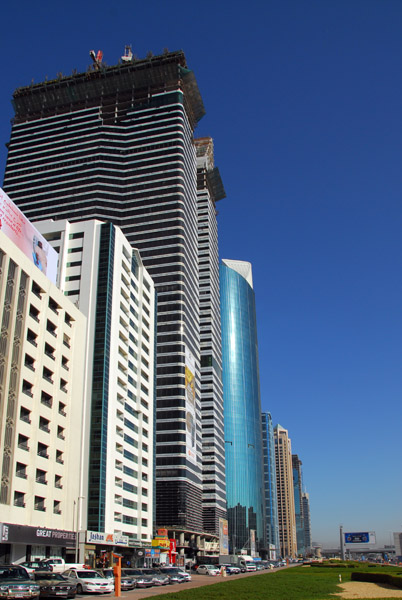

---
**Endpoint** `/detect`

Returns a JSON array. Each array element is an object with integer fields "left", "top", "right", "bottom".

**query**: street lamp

[{"left": 75, "top": 496, "right": 85, "bottom": 562}]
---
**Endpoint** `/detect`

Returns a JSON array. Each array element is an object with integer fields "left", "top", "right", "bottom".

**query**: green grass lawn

[{"left": 138, "top": 565, "right": 402, "bottom": 600}]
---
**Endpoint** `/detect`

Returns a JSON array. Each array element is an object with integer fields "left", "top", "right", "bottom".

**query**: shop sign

[
  {"left": 145, "top": 548, "right": 160, "bottom": 557},
  {"left": 157, "top": 529, "right": 168, "bottom": 537},
  {"left": 151, "top": 538, "right": 170, "bottom": 549},
  {"left": 86, "top": 531, "right": 129, "bottom": 546},
  {"left": 0, "top": 523, "right": 75, "bottom": 547}
]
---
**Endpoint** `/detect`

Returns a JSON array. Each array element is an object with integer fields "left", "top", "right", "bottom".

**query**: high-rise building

[
  {"left": 0, "top": 212, "right": 87, "bottom": 563},
  {"left": 195, "top": 138, "right": 226, "bottom": 534},
  {"left": 261, "top": 412, "right": 280, "bottom": 558},
  {"left": 274, "top": 424, "right": 297, "bottom": 558},
  {"left": 220, "top": 260, "right": 265, "bottom": 555},
  {"left": 302, "top": 492, "right": 312, "bottom": 553},
  {"left": 34, "top": 218, "right": 156, "bottom": 557},
  {"left": 292, "top": 454, "right": 305, "bottom": 555},
  {"left": 2, "top": 49, "right": 224, "bottom": 550}
]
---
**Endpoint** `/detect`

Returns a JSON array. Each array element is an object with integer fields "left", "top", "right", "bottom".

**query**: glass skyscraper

[
  {"left": 220, "top": 260, "right": 265, "bottom": 554},
  {"left": 261, "top": 412, "right": 280, "bottom": 558}
]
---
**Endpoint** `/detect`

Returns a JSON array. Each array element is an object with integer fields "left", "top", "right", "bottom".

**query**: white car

[
  {"left": 62, "top": 569, "right": 113, "bottom": 594},
  {"left": 196, "top": 565, "right": 220, "bottom": 576}
]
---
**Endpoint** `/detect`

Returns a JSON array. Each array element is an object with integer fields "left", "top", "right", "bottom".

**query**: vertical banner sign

[
  {"left": 250, "top": 529, "right": 256, "bottom": 557},
  {"left": 219, "top": 518, "right": 229, "bottom": 555},
  {"left": 185, "top": 346, "right": 197, "bottom": 465}
]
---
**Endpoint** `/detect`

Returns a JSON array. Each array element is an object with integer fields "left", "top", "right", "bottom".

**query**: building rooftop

[{"left": 12, "top": 50, "right": 205, "bottom": 128}]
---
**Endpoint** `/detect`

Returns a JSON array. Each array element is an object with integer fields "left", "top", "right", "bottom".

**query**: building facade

[
  {"left": 302, "top": 492, "right": 312, "bottom": 553},
  {"left": 2, "top": 50, "right": 223, "bottom": 548},
  {"left": 292, "top": 454, "right": 305, "bottom": 556},
  {"left": 195, "top": 138, "right": 226, "bottom": 534},
  {"left": 261, "top": 412, "right": 280, "bottom": 558},
  {"left": 0, "top": 228, "right": 87, "bottom": 564},
  {"left": 35, "top": 219, "right": 156, "bottom": 562},
  {"left": 220, "top": 260, "right": 265, "bottom": 555},
  {"left": 274, "top": 425, "right": 297, "bottom": 558}
]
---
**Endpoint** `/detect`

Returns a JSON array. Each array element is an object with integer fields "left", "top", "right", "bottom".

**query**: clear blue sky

[{"left": 1, "top": 0, "right": 401, "bottom": 548}]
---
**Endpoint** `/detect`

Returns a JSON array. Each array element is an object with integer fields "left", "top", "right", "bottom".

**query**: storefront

[
  {"left": 0, "top": 523, "right": 76, "bottom": 564},
  {"left": 83, "top": 531, "right": 146, "bottom": 568}
]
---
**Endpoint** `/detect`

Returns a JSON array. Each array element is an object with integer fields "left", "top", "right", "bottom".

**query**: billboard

[
  {"left": 344, "top": 532, "right": 376, "bottom": 544},
  {"left": 0, "top": 188, "right": 58, "bottom": 284},
  {"left": 219, "top": 518, "right": 229, "bottom": 555},
  {"left": 185, "top": 346, "right": 197, "bottom": 465}
]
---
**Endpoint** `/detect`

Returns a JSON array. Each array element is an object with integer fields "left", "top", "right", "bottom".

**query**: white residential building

[
  {"left": 0, "top": 230, "right": 87, "bottom": 563},
  {"left": 36, "top": 219, "right": 156, "bottom": 559}
]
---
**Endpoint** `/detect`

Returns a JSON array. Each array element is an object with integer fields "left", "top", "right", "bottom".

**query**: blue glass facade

[
  {"left": 292, "top": 455, "right": 305, "bottom": 555},
  {"left": 262, "top": 412, "right": 280, "bottom": 556},
  {"left": 220, "top": 260, "right": 265, "bottom": 553}
]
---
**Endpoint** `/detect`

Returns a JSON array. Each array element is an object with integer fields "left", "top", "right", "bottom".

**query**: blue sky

[{"left": 1, "top": 0, "right": 401, "bottom": 547}]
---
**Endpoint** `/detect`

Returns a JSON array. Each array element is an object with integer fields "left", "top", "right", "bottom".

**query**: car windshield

[
  {"left": 0, "top": 568, "right": 29, "bottom": 580},
  {"left": 121, "top": 569, "right": 142, "bottom": 576},
  {"left": 141, "top": 569, "right": 158, "bottom": 575},
  {"left": 75, "top": 571, "right": 103, "bottom": 579}
]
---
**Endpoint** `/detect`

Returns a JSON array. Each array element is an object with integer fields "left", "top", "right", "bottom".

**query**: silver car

[
  {"left": 139, "top": 569, "right": 169, "bottom": 586},
  {"left": 61, "top": 570, "right": 113, "bottom": 594}
]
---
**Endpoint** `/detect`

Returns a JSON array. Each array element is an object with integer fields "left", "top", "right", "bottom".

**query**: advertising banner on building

[
  {"left": 185, "top": 346, "right": 197, "bottom": 465},
  {"left": 0, "top": 188, "right": 58, "bottom": 284},
  {"left": 250, "top": 529, "right": 256, "bottom": 557},
  {"left": 344, "top": 532, "right": 376, "bottom": 544},
  {"left": 219, "top": 518, "right": 229, "bottom": 555}
]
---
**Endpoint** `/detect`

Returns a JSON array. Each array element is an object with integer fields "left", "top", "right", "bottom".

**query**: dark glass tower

[
  {"left": 261, "top": 412, "right": 280, "bottom": 557},
  {"left": 2, "top": 51, "right": 211, "bottom": 536},
  {"left": 220, "top": 260, "right": 265, "bottom": 554}
]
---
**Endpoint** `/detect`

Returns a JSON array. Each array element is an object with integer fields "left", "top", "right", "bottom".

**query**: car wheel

[{"left": 76, "top": 584, "right": 83, "bottom": 594}]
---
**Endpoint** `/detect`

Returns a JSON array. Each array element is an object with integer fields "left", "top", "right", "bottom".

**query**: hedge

[{"left": 351, "top": 571, "right": 402, "bottom": 589}]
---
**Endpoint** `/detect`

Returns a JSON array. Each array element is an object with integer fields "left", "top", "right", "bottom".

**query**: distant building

[
  {"left": 261, "top": 412, "right": 280, "bottom": 558},
  {"left": 302, "top": 492, "right": 312, "bottom": 552},
  {"left": 220, "top": 260, "right": 265, "bottom": 555},
  {"left": 274, "top": 425, "right": 297, "bottom": 558},
  {"left": 35, "top": 218, "right": 156, "bottom": 558},
  {"left": 292, "top": 455, "right": 305, "bottom": 555},
  {"left": 0, "top": 228, "right": 86, "bottom": 563}
]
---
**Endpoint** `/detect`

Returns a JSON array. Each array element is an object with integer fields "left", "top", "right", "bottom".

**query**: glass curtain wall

[{"left": 220, "top": 260, "right": 265, "bottom": 554}]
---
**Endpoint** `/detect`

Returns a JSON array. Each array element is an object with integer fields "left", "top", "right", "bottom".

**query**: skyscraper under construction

[{"left": 3, "top": 48, "right": 226, "bottom": 551}]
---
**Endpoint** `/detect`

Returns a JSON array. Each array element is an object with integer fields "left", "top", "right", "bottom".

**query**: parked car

[
  {"left": 33, "top": 572, "right": 76, "bottom": 598},
  {"left": 196, "top": 565, "right": 220, "bottom": 576},
  {"left": 139, "top": 569, "right": 169, "bottom": 586},
  {"left": 157, "top": 567, "right": 191, "bottom": 583},
  {"left": 119, "top": 569, "right": 153, "bottom": 589},
  {"left": 96, "top": 569, "right": 136, "bottom": 591},
  {"left": 0, "top": 565, "right": 40, "bottom": 599},
  {"left": 19, "top": 563, "right": 52, "bottom": 576},
  {"left": 61, "top": 570, "right": 113, "bottom": 594}
]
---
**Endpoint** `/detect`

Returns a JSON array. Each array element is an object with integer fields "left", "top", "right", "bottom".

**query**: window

[
  {"left": 37, "top": 442, "right": 49, "bottom": 459},
  {"left": 29, "top": 304, "right": 40, "bottom": 322},
  {"left": 31, "top": 281, "right": 43, "bottom": 299},
  {"left": 24, "top": 354, "right": 35, "bottom": 371},
  {"left": 27, "top": 329, "right": 38, "bottom": 347},
  {"left": 22, "top": 380, "right": 33, "bottom": 397},
  {"left": 48, "top": 298, "right": 60, "bottom": 315},
  {"left": 16, "top": 463, "right": 27, "bottom": 479},
  {"left": 56, "top": 450, "right": 64, "bottom": 464},
  {"left": 43, "top": 366, "right": 54, "bottom": 384},
  {"left": 55, "top": 475, "right": 63, "bottom": 489},
  {"left": 63, "top": 334, "right": 71, "bottom": 348},
  {"left": 39, "top": 417, "right": 50, "bottom": 433},
  {"left": 20, "top": 407, "right": 31, "bottom": 424},
  {"left": 53, "top": 500, "right": 62, "bottom": 515},
  {"left": 41, "top": 391, "right": 53, "bottom": 408},
  {"left": 36, "top": 469, "right": 47, "bottom": 485},
  {"left": 46, "top": 320, "right": 57, "bottom": 337},
  {"left": 34, "top": 496, "right": 46, "bottom": 512},
  {"left": 60, "top": 379, "right": 67, "bottom": 393},
  {"left": 59, "top": 402, "right": 66, "bottom": 417},
  {"left": 57, "top": 426, "right": 65, "bottom": 440},
  {"left": 61, "top": 356, "right": 69, "bottom": 370},
  {"left": 14, "top": 491, "right": 25, "bottom": 507},
  {"left": 18, "top": 434, "right": 29, "bottom": 451},
  {"left": 44, "top": 343, "right": 55, "bottom": 360}
]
